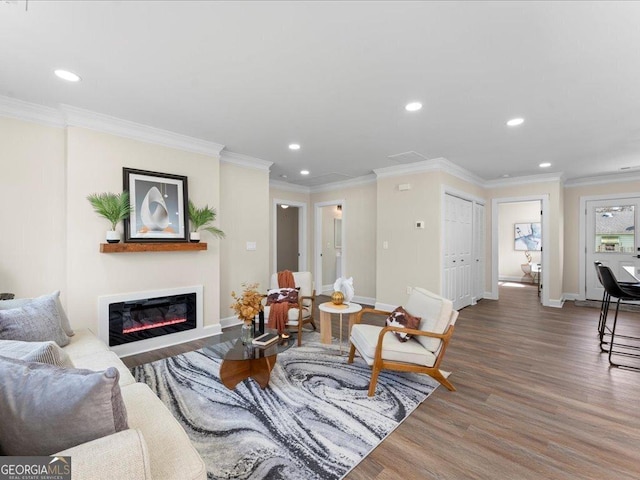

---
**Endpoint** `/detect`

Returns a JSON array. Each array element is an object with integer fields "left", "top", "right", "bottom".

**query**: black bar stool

[{"left": 596, "top": 264, "right": 640, "bottom": 369}]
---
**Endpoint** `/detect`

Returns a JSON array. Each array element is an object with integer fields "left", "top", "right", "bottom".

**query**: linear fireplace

[{"left": 99, "top": 286, "right": 203, "bottom": 354}]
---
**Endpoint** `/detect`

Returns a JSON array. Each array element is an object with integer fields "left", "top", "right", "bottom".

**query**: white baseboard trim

[
  {"left": 374, "top": 302, "right": 397, "bottom": 312},
  {"left": 547, "top": 298, "right": 565, "bottom": 308},
  {"left": 483, "top": 291, "right": 498, "bottom": 300},
  {"left": 499, "top": 275, "right": 535, "bottom": 284},
  {"left": 322, "top": 284, "right": 333, "bottom": 294},
  {"left": 352, "top": 295, "right": 376, "bottom": 306},
  {"left": 219, "top": 315, "right": 242, "bottom": 329},
  {"left": 116, "top": 324, "right": 222, "bottom": 358},
  {"left": 563, "top": 293, "right": 581, "bottom": 301}
]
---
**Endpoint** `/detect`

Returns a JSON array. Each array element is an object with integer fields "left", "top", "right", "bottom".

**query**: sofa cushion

[
  {"left": 263, "top": 305, "right": 311, "bottom": 324},
  {"left": 0, "top": 295, "right": 70, "bottom": 347},
  {"left": 385, "top": 306, "right": 421, "bottom": 342},
  {"left": 121, "top": 383, "right": 206, "bottom": 480},
  {"left": 63, "top": 328, "right": 110, "bottom": 360},
  {"left": 350, "top": 323, "right": 436, "bottom": 367},
  {"left": 0, "top": 290, "right": 74, "bottom": 337},
  {"left": 0, "top": 356, "right": 128, "bottom": 456},
  {"left": 404, "top": 287, "right": 454, "bottom": 353},
  {"left": 0, "top": 339, "right": 73, "bottom": 367},
  {"left": 72, "top": 350, "right": 136, "bottom": 387}
]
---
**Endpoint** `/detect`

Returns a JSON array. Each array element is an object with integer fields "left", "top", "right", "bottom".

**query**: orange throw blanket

[{"left": 268, "top": 270, "right": 296, "bottom": 334}]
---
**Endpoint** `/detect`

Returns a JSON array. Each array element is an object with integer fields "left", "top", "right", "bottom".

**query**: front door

[{"left": 586, "top": 198, "right": 640, "bottom": 300}]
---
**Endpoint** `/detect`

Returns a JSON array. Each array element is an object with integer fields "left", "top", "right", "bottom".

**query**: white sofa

[{"left": 56, "top": 329, "right": 206, "bottom": 480}]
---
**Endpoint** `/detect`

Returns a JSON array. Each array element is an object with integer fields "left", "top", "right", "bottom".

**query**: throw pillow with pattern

[
  {"left": 385, "top": 306, "right": 421, "bottom": 342},
  {"left": 266, "top": 287, "right": 300, "bottom": 306}
]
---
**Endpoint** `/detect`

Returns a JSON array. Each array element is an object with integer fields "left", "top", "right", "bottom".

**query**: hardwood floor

[{"left": 123, "top": 286, "right": 640, "bottom": 479}]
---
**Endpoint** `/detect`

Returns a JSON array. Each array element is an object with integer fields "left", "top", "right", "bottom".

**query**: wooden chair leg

[
  {"left": 368, "top": 367, "right": 381, "bottom": 396},
  {"left": 297, "top": 322, "right": 303, "bottom": 346},
  {"left": 429, "top": 369, "right": 456, "bottom": 391},
  {"left": 348, "top": 343, "right": 356, "bottom": 363}
]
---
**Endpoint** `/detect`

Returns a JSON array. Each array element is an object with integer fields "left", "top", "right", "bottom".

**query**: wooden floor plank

[{"left": 123, "top": 285, "right": 640, "bottom": 479}]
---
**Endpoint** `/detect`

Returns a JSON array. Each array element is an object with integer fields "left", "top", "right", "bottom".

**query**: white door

[
  {"left": 473, "top": 203, "right": 485, "bottom": 302},
  {"left": 444, "top": 194, "right": 473, "bottom": 310},
  {"left": 585, "top": 198, "right": 640, "bottom": 300}
]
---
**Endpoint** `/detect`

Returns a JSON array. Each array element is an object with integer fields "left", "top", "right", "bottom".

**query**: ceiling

[{"left": 2, "top": 1, "right": 640, "bottom": 186}]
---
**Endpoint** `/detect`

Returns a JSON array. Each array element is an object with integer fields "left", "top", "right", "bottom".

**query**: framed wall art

[
  {"left": 514, "top": 222, "right": 541, "bottom": 251},
  {"left": 123, "top": 168, "right": 189, "bottom": 242}
]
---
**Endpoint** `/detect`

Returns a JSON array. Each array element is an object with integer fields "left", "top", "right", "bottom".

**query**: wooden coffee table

[{"left": 219, "top": 332, "right": 292, "bottom": 390}]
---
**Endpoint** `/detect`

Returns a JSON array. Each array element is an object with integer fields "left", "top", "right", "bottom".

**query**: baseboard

[
  {"left": 483, "top": 291, "right": 498, "bottom": 300},
  {"left": 499, "top": 275, "right": 535, "bottom": 284},
  {"left": 352, "top": 295, "right": 375, "bottom": 307},
  {"left": 563, "top": 293, "right": 581, "bottom": 301},
  {"left": 547, "top": 298, "right": 565, "bottom": 308},
  {"left": 374, "top": 301, "right": 397, "bottom": 312},
  {"left": 220, "top": 315, "right": 242, "bottom": 329},
  {"left": 322, "top": 284, "right": 333, "bottom": 294}
]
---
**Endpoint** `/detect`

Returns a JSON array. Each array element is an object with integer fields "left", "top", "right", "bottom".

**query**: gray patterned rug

[{"left": 131, "top": 333, "right": 441, "bottom": 480}]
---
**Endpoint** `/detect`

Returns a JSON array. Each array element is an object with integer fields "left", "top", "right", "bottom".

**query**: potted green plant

[
  {"left": 87, "top": 192, "right": 132, "bottom": 243},
  {"left": 188, "top": 200, "right": 225, "bottom": 242}
]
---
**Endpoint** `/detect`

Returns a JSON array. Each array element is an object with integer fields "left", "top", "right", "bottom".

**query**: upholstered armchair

[
  {"left": 348, "top": 287, "right": 458, "bottom": 396},
  {"left": 263, "top": 272, "right": 317, "bottom": 346}
]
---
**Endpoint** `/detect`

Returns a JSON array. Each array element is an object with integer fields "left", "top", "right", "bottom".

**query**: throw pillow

[
  {"left": 266, "top": 287, "right": 300, "bottom": 306},
  {"left": 0, "top": 339, "right": 73, "bottom": 367},
  {"left": 385, "top": 306, "right": 421, "bottom": 342},
  {"left": 0, "top": 296, "right": 71, "bottom": 347},
  {"left": 0, "top": 356, "right": 128, "bottom": 456},
  {"left": 0, "top": 291, "right": 75, "bottom": 337}
]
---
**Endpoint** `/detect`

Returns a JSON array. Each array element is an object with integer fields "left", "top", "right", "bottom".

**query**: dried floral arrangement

[{"left": 230, "top": 282, "right": 264, "bottom": 323}]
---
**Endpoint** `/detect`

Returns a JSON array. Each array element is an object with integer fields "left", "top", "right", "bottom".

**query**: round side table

[{"left": 319, "top": 302, "right": 362, "bottom": 354}]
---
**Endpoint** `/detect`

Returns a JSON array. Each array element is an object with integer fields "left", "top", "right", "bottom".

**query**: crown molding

[
  {"left": 484, "top": 171, "right": 565, "bottom": 188},
  {"left": 60, "top": 105, "right": 225, "bottom": 157},
  {"left": 220, "top": 150, "right": 273, "bottom": 171},
  {"left": 310, "top": 173, "right": 377, "bottom": 193},
  {"left": 564, "top": 171, "right": 640, "bottom": 188},
  {"left": 269, "top": 180, "right": 311, "bottom": 194},
  {"left": 0, "top": 95, "right": 65, "bottom": 128},
  {"left": 374, "top": 157, "right": 485, "bottom": 187}
]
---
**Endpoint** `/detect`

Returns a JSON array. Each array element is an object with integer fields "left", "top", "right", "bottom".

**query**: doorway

[
  {"left": 584, "top": 197, "right": 640, "bottom": 300},
  {"left": 491, "top": 195, "right": 550, "bottom": 306},
  {"left": 314, "top": 200, "right": 345, "bottom": 294},
  {"left": 272, "top": 199, "right": 307, "bottom": 273}
]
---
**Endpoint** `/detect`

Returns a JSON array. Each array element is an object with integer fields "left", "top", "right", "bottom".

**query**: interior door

[
  {"left": 444, "top": 194, "right": 473, "bottom": 310},
  {"left": 586, "top": 198, "right": 640, "bottom": 300},
  {"left": 473, "top": 203, "right": 485, "bottom": 302}
]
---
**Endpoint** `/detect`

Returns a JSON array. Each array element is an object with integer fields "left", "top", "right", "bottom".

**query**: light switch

[{"left": 246, "top": 241, "right": 257, "bottom": 251}]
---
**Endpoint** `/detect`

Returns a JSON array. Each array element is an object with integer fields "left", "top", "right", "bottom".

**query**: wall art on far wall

[
  {"left": 514, "top": 222, "right": 541, "bottom": 251},
  {"left": 123, "top": 168, "right": 189, "bottom": 243}
]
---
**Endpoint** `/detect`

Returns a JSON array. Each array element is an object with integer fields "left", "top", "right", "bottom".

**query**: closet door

[
  {"left": 473, "top": 203, "right": 485, "bottom": 302},
  {"left": 444, "top": 194, "right": 473, "bottom": 310}
]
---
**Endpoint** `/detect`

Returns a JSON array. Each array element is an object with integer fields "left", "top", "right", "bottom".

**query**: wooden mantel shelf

[{"left": 100, "top": 242, "right": 207, "bottom": 253}]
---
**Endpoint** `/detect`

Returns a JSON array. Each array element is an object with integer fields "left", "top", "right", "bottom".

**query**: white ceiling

[{"left": 2, "top": 1, "right": 640, "bottom": 186}]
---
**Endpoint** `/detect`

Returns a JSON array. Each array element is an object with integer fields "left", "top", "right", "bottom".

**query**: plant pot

[
  {"left": 190, "top": 232, "right": 201, "bottom": 243},
  {"left": 106, "top": 230, "right": 120, "bottom": 244}
]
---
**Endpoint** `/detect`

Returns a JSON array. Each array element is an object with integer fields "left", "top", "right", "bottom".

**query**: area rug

[{"left": 131, "top": 333, "right": 441, "bottom": 480}]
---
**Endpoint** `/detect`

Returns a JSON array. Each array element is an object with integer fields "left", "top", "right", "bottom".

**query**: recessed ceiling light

[
  {"left": 539, "top": 162, "right": 551, "bottom": 168},
  {"left": 300, "top": 170, "right": 310, "bottom": 175},
  {"left": 280, "top": 174, "right": 288, "bottom": 179},
  {"left": 502, "top": 174, "right": 510, "bottom": 178},
  {"left": 288, "top": 143, "right": 301, "bottom": 150},
  {"left": 507, "top": 117, "right": 524, "bottom": 127},
  {"left": 405, "top": 102, "right": 422, "bottom": 112},
  {"left": 281, "top": 204, "right": 289, "bottom": 209},
  {"left": 54, "top": 69, "right": 81, "bottom": 82}
]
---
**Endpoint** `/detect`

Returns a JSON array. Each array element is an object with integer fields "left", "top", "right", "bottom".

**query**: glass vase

[{"left": 241, "top": 320, "right": 254, "bottom": 345}]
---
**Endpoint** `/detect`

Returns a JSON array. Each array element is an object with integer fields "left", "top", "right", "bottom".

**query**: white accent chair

[
  {"left": 348, "top": 287, "right": 458, "bottom": 396},
  {"left": 264, "top": 272, "right": 317, "bottom": 346}
]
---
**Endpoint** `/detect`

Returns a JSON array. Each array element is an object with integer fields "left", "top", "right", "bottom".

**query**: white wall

[
  {"left": 0, "top": 118, "right": 67, "bottom": 300},
  {"left": 65, "top": 127, "right": 221, "bottom": 331},
  {"left": 498, "top": 201, "right": 541, "bottom": 282}
]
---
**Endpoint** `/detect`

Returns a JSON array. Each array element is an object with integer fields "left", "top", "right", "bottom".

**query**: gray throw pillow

[
  {"left": 0, "top": 356, "right": 128, "bottom": 456},
  {"left": 0, "top": 290, "right": 75, "bottom": 337},
  {"left": 0, "top": 339, "right": 73, "bottom": 367},
  {"left": 0, "top": 296, "right": 70, "bottom": 347}
]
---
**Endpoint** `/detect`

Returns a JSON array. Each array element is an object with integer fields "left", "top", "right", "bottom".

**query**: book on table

[{"left": 252, "top": 332, "right": 279, "bottom": 347}]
